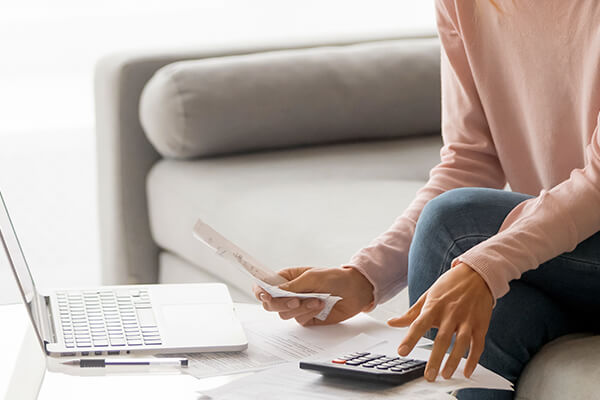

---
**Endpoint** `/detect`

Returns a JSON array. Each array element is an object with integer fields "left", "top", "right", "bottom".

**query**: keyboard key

[{"left": 135, "top": 308, "right": 157, "bottom": 327}]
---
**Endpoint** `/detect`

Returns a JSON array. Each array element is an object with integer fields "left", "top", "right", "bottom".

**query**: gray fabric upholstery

[
  {"left": 94, "top": 35, "right": 437, "bottom": 285},
  {"left": 158, "top": 251, "right": 252, "bottom": 303},
  {"left": 96, "top": 35, "right": 600, "bottom": 398},
  {"left": 515, "top": 334, "right": 600, "bottom": 399},
  {"left": 146, "top": 137, "right": 441, "bottom": 298},
  {"left": 139, "top": 38, "right": 441, "bottom": 159}
]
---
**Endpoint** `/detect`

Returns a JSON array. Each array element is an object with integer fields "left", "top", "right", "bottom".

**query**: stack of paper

[
  {"left": 180, "top": 304, "right": 432, "bottom": 379},
  {"left": 201, "top": 334, "right": 513, "bottom": 400},
  {"left": 193, "top": 220, "right": 341, "bottom": 320}
]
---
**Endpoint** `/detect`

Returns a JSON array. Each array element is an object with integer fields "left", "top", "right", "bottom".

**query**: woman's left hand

[{"left": 387, "top": 262, "right": 494, "bottom": 381}]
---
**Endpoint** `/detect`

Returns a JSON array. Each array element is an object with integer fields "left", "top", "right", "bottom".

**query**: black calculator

[{"left": 299, "top": 352, "right": 427, "bottom": 385}]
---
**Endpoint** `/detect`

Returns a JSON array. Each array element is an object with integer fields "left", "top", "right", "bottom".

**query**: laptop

[{"left": 0, "top": 192, "right": 247, "bottom": 357}]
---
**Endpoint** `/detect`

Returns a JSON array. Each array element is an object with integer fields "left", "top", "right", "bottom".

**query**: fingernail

[
  {"left": 307, "top": 300, "right": 322, "bottom": 310},
  {"left": 287, "top": 299, "right": 300, "bottom": 309},
  {"left": 426, "top": 368, "right": 437, "bottom": 381},
  {"left": 398, "top": 345, "right": 409, "bottom": 355},
  {"left": 259, "top": 293, "right": 266, "bottom": 301}
]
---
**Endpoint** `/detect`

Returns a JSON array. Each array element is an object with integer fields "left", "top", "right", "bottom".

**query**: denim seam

[
  {"left": 556, "top": 254, "right": 600, "bottom": 266},
  {"left": 441, "top": 233, "right": 492, "bottom": 274},
  {"left": 444, "top": 234, "right": 600, "bottom": 271}
]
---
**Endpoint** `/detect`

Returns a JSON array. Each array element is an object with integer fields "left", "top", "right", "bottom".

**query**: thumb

[
  {"left": 278, "top": 266, "right": 312, "bottom": 283},
  {"left": 387, "top": 296, "right": 425, "bottom": 327},
  {"left": 278, "top": 269, "right": 314, "bottom": 293}
]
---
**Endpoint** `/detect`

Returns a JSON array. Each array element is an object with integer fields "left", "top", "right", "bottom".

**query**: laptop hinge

[{"left": 36, "top": 294, "right": 57, "bottom": 353}]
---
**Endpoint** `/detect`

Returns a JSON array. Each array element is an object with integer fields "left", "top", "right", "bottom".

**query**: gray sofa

[{"left": 95, "top": 34, "right": 598, "bottom": 399}]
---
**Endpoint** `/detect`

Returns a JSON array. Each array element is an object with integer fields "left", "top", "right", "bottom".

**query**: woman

[{"left": 255, "top": 1, "right": 600, "bottom": 398}]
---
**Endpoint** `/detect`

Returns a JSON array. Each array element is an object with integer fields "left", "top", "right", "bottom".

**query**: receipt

[
  {"left": 256, "top": 281, "right": 342, "bottom": 321},
  {"left": 193, "top": 220, "right": 342, "bottom": 320}
]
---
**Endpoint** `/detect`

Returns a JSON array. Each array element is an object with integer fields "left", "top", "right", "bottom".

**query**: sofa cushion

[
  {"left": 140, "top": 38, "right": 441, "bottom": 159},
  {"left": 146, "top": 136, "right": 441, "bottom": 299},
  {"left": 515, "top": 334, "right": 600, "bottom": 400}
]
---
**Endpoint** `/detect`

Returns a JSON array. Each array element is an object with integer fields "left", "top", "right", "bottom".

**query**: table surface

[{"left": 1, "top": 302, "right": 263, "bottom": 400}]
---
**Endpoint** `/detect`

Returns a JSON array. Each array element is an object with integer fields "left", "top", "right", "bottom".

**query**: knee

[
  {"left": 408, "top": 188, "right": 505, "bottom": 304},
  {"left": 419, "top": 188, "right": 495, "bottom": 230}
]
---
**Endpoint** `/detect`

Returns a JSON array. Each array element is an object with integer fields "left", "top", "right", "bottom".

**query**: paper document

[
  {"left": 180, "top": 304, "right": 432, "bottom": 380},
  {"left": 202, "top": 334, "right": 512, "bottom": 400},
  {"left": 201, "top": 334, "right": 456, "bottom": 400},
  {"left": 193, "top": 220, "right": 341, "bottom": 320},
  {"left": 182, "top": 319, "right": 328, "bottom": 378}
]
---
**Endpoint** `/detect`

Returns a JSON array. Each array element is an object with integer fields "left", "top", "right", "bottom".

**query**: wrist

[
  {"left": 455, "top": 262, "right": 494, "bottom": 306},
  {"left": 342, "top": 266, "right": 375, "bottom": 311}
]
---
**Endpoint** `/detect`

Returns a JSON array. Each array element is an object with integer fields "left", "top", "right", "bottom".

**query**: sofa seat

[{"left": 147, "top": 135, "right": 441, "bottom": 307}]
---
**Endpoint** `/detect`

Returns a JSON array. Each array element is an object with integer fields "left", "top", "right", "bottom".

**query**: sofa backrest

[{"left": 140, "top": 38, "right": 441, "bottom": 159}]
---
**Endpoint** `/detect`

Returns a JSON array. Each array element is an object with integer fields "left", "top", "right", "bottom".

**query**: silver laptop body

[{"left": 0, "top": 192, "right": 247, "bottom": 357}]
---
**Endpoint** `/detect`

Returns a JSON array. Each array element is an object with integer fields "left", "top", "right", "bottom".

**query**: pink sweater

[{"left": 350, "top": 0, "right": 600, "bottom": 305}]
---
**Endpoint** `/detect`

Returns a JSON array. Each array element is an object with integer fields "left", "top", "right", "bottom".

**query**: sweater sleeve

[
  {"left": 348, "top": 0, "right": 506, "bottom": 306},
  {"left": 455, "top": 113, "right": 600, "bottom": 300}
]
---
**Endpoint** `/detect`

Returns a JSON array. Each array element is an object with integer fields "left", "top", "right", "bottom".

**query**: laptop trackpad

[{"left": 158, "top": 303, "right": 243, "bottom": 347}]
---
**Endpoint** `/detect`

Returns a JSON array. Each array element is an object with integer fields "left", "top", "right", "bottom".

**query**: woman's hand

[
  {"left": 388, "top": 263, "right": 493, "bottom": 381},
  {"left": 254, "top": 266, "right": 374, "bottom": 326}
]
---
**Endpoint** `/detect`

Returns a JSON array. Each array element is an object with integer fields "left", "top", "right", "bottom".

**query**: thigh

[
  {"left": 408, "top": 187, "right": 533, "bottom": 305},
  {"left": 456, "top": 280, "right": 576, "bottom": 400},
  {"left": 520, "top": 230, "right": 600, "bottom": 328}
]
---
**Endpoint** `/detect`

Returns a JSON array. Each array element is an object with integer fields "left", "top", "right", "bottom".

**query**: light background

[{"left": 0, "top": 0, "right": 436, "bottom": 304}]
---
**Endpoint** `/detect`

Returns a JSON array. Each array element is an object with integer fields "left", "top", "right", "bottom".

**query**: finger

[
  {"left": 253, "top": 284, "right": 271, "bottom": 302},
  {"left": 261, "top": 297, "right": 302, "bottom": 312},
  {"left": 441, "top": 327, "right": 471, "bottom": 379},
  {"left": 296, "top": 314, "right": 331, "bottom": 327},
  {"left": 295, "top": 313, "right": 316, "bottom": 326},
  {"left": 277, "top": 267, "right": 312, "bottom": 282},
  {"left": 388, "top": 296, "right": 425, "bottom": 327},
  {"left": 424, "top": 323, "right": 456, "bottom": 382},
  {"left": 293, "top": 304, "right": 328, "bottom": 326},
  {"left": 397, "top": 312, "right": 434, "bottom": 357},
  {"left": 464, "top": 332, "right": 485, "bottom": 378},
  {"left": 278, "top": 299, "right": 324, "bottom": 320}
]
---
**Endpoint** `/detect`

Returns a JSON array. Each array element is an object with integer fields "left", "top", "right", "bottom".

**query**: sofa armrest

[{"left": 94, "top": 34, "right": 437, "bottom": 285}]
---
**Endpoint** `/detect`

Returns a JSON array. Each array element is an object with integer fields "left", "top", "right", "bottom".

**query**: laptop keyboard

[{"left": 56, "top": 289, "right": 162, "bottom": 349}]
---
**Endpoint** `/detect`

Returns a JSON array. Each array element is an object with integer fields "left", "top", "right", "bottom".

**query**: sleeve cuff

[{"left": 451, "top": 253, "right": 511, "bottom": 307}]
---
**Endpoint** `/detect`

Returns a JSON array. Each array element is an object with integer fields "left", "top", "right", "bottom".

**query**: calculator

[{"left": 299, "top": 352, "right": 427, "bottom": 385}]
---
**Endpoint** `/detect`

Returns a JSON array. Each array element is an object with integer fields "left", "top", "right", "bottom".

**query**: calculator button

[
  {"left": 345, "top": 360, "right": 362, "bottom": 366},
  {"left": 376, "top": 365, "right": 391, "bottom": 370},
  {"left": 390, "top": 367, "right": 407, "bottom": 372},
  {"left": 362, "top": 364, "right": 376, "bottom": 368},
  {"left": 331, "top": 359, "right": 346, "bottom": 364}
]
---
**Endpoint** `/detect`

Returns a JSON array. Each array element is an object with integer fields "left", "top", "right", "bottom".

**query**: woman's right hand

[{"left": 253, "top": 266, "right": 374, "bottom": 326}]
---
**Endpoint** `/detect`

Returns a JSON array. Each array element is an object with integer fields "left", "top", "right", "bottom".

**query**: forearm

[{"left": 456, "top": 127, "right": 600, "bottom": 300}]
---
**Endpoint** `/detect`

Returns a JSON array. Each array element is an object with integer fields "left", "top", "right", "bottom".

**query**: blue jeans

[{"left": 408, "top": 188, "right": 600, "bottom": 400}]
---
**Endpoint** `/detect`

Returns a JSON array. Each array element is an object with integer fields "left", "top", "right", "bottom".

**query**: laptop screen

[{"left": 0, "top": 192, "right": 44, "bottom": 345}]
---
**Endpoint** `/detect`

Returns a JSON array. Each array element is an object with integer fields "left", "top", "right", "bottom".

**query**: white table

[{"left": 1, "top": 302, "right": 263, "bottom": 400}]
